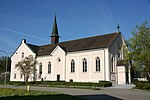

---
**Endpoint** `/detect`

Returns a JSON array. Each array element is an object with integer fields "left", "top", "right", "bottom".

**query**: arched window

[
  {"left": 39, "top": 62, "right": 42, "bottom": 74},
  {"left": 20, "top": 73, "right": 23, "bottom": 79},
  {"left": 83, "top": 58, "right": 87, "bottom": 72},
  {"left": 96, "top": 57, "right": 100, "bottom": 71},
  {"left": 71, "top": 59, "right": 75, "bottom": 73},
  {"left": 111, "top": 57, "right": 114, "bottom": 72},
  {"left": 48, "top": 62, "right": 51, "bottom": 74}
]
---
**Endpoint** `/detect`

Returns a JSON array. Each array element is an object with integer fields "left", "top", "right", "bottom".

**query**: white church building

[{"left": 10, "top": 16, "right": 131, "bottom": 84}]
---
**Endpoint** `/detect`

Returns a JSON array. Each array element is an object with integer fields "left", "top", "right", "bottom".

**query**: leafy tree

[
  {"left": 16, "top": 55, "right": 37, "bottom": 84},
  {"left": 0, "top": 56, "right": 11, "bottom": 73},
  {"left": 128, "top": 21, "right": 150, "bottom": 80},
  {"left": 0, "top": 56, "right": 11, "bottom": 82}
]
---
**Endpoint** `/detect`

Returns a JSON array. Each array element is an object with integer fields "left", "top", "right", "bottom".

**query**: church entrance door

[{"left": 57, "top": 75, "right": 60, "bottom": 81}]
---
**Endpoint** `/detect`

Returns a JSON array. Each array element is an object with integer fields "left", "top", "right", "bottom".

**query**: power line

[{"left": 0, "top": 27, "right": 49, "bottom": 42}]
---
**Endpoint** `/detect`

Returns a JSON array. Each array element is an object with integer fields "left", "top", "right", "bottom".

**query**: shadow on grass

[
  {"left": 0, "top": 94, "right": 84, "bottom": 100},
  {"left": 78, "top": 94, "right": 122, "bottom": 100}
]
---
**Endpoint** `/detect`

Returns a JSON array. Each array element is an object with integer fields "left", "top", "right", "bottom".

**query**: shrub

[
  {"left": 133, "top": 78, "right": 139, "bottom": 84},
  {"left": 8, "top": 81, "right": 25, "bottom": 85},
  {"left": 143, "top": 83, "right": 150, "bottom": 90},
  {"left": 8, "top": 81, "right": 112, "bottom": 87},
  {"left": 135, "top": 81, "right": 150, "bottom": 90},
  {"left": 98, "top": 81, "right": 112, "bottom": 87}
]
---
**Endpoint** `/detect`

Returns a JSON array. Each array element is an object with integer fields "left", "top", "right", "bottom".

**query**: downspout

[
  {"left": 103, "top": 48, "right": 106, "bottom": 80},
  {"left": 64, "top": 53, "right": 67, "bottom": 81}
]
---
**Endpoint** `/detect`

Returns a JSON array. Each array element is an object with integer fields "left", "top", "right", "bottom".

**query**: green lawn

[{"left": 0, "top": 88, "right": 84, "bottom": 100}]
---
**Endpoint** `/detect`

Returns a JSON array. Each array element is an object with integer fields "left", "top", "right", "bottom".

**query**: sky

[{"left": 0, "top": 0, "right": 150, "bottom": 56}]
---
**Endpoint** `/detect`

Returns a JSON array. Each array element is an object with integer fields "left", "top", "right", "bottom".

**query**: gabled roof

[
  {"left": 26, "top": 44, "right": 39, "bottom": 53},
  {"left": 27, "top": 32, "right": 120, "bottom": 56}
]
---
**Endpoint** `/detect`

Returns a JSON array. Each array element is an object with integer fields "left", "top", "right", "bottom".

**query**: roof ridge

[{"left": 27, "top": 43, "right": 39, "bottom": 47}]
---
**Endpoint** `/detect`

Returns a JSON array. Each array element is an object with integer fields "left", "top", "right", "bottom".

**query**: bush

[
  {"left": 135, "top": 81, "right": 150, "bottom": 90},
  {"left": 7, "top": 81, "right": 112, "bottom": 87},
  {"left": 133, "top": 78, "right": 139, "bottom": 84},
  {"left": 7, "top": 81, "right": 25, "bottom": 85},
  {"left": 98, "top": 81, "right": 112, "bottom": 87}
]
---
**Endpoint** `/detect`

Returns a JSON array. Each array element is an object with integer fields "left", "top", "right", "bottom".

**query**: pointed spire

[
  {"left": 51, "top": 15, "right": 60, "bottom": 44},
  {"left": 51, "top": 15, "right": 59, "bottom": 37}
]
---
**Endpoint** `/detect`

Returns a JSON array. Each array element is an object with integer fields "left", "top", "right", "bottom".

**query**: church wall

[
  {"left": 10, "top": 41, "right": 36, "bottom": 81},
  {"left": 36, "top": 56, "right": 53, "bottom": 81},
  {"left": 36, "top": 46, "right": 66, "bottom": 81},
  {"left": 10, "top": 34, "right": 128, "bottom": 84},
  {"left": 66, "top": 49, "right": 106, "bottom": 83},
  {"left": 109, "top": 34, "right": 125, "bottom": 84}
]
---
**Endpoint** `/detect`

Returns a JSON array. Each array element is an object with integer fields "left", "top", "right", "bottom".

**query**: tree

[
  {"left": 0, "top": 56, "right": 11, "bottom": 82},
  {"left": 0, "top": 56, "right": 11, "bottom": 73},
  {"left": 16, "top": 55, "right": 37, "bottom": 84},
  {"left": 128, "top": 21, "right": 150, "bottom": 80}
]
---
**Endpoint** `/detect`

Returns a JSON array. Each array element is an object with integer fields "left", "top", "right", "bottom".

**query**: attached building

[{"left": 10, "top": 16, "right": 130, "bottom": 84}]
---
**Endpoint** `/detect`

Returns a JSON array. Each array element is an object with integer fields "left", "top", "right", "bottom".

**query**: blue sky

[{"left": 0, "top": 0, "right": 150, "bottom": 56}]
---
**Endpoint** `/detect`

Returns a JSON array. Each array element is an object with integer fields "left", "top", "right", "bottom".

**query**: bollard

[{"left": 27, "top": 85, "right": 30, "bottom": 91}]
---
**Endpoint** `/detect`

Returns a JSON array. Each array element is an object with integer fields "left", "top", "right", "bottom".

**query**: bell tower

[{"left": 51, "top": 15, "right": 60, "bottom": 44}]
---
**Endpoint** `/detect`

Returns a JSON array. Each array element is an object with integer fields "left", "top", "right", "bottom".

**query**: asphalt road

[{"left": 0, "top": 85, "right": 150, "bottom": 100}]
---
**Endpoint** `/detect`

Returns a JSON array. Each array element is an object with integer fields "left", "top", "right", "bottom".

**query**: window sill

[{"left": 95, "top": 71, "right": 101, "bottom": 73}]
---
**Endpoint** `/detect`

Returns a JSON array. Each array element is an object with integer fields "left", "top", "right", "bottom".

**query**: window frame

[
  {"left": 39, "top": 62, "right": 42, "bottom": 74},
  {"left": 48, "top": 61, "right": 51, "bottom": 74},
  {"left": 83, "top": 58, "right": 87, "bottom": 72},
  {"left": 14, "top": 73, "right": 16, "bottom": 79},
  {"left": 71, "top": 59, "right": 75, "bottom": 73},
  {"left": 96, "top": 57, "right": 100, "bottom": 72},
  {"left": 22, "top": 52, "right": 24, "bottom": 59}
]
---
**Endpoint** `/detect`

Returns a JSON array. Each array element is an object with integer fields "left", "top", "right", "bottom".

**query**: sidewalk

[{"left": 109, "top": 84, "right": 135, "bottom": 89}]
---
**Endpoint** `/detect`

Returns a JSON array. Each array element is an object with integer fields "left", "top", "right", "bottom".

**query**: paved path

[{"left": 0, "top": 85, "right": 150, "bottom": 100}]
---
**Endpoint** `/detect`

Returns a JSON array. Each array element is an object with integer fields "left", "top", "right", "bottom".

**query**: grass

[{"left": 0, "top": 88, "right": 84, "bottom": 100}]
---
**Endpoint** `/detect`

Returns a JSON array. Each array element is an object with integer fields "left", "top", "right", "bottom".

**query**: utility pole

[{"left": 0, "top": 50, "right": 8, "bottom": 85}]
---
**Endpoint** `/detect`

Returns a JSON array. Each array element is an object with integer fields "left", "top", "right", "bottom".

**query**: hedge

[
  {"left": 7, "top": 81, "right": 112, "bottom": 87},
  {"left": 134, "top": 81, "right": 150, "bottom": 90}
]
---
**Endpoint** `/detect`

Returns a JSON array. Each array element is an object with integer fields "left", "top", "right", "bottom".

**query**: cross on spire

[{"left": 116, "top": 24, "right": 120, "bottom": 33}]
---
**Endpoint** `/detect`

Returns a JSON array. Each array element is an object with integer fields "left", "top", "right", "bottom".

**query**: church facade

[{"left": 10, "top": 16, "right": 131, "bottom": 84}]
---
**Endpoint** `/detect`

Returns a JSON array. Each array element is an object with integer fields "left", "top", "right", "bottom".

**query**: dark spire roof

[{"left": 51, "top": 15, "right": 59, "bottom": 37}]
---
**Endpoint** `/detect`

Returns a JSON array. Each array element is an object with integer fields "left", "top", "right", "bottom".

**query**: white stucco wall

[
  {"left": 10, "top": 34, "right": 129, "bottom": 84},
  {"left": 66, "top": 48, "right": 109, "bottom": 83},
  {"left": 109, "top": 33, "right": 125, "bottom": 83},
  {"left": 117, "top": 66, "right": 126, "bottom": 84},
  {"left": 36, "top": 46, "right": 66, "bottom": 81},
  {"left": 10, "top": 40, "right": 36, "bottom": 81}
]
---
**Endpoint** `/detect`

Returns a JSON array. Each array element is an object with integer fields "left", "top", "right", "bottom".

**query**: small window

[
  {"left": 83, "top": 58, "right": 87, "bottom": 72},
  {"left": 22, "top": 53, "right": 24, "bottom": 59},
  {"left": 96, "top": 57, "right": 100, "bottom": 72},
  {"left": 20, "top": 73, "right": 23, "bottom": 79},
  {"left": 48, "top": 62, "right": 51, "bottom": 74},
  {"left": 57, "top": 57, "right": 61, "bottom": 62},
  {"left": 14, "top": 73, "right": 16, "bottom": 79},
  {"left": 71, "top": 59, "right": 75, "bottom": 73},
  {"left": 39, "top": 62, "right": 42, "bottom": 74}
]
